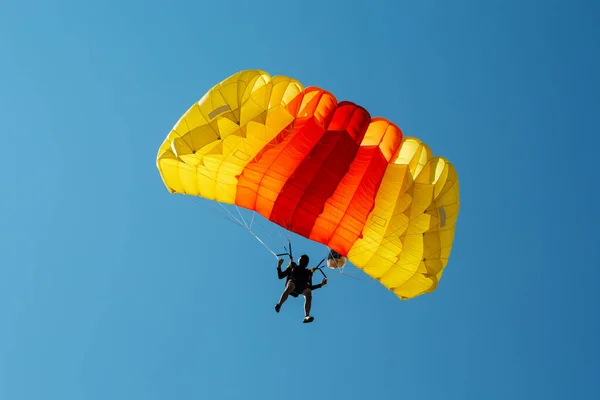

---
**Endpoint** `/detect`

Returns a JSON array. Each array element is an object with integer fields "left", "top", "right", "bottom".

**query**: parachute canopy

[{"left": 157, "top": 70, "right": 460, "bottom": 300}]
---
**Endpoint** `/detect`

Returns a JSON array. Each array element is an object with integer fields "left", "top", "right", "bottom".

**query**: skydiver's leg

[
  {"left": 301, "top": 288, "right": 313, "bottom": 323},
  {"left": 275, "top": 280, "right": 295, "bottom": 312}
]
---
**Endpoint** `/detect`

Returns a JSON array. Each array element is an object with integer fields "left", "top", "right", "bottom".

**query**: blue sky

[{"left": 1, "top": 0, "right": 599, "bottom": 399}]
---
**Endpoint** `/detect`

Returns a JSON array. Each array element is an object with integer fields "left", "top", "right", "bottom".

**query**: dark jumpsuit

[{"left": 277, "top": 263, "right": 324, "bottom": 297}]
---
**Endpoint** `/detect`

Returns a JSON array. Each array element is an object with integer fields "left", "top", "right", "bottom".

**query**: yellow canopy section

[
  {"left": 347, "top": 137, "right": 460, "bottom": 299},
  {"left": 156, "top": 70, "right": 304, "bottom": 204}
]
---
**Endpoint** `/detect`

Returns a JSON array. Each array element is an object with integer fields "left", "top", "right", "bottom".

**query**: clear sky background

[{"left": 1, "top": 0, "right": 599, "bottom": 399}]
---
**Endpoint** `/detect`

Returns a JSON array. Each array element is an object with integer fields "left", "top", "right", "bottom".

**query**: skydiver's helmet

[
  {"left": 298, "top": 254, "right": 309, "bottom": 268},
  {"left": 327, "top": 249, "right": 347, "bottom": 269}
]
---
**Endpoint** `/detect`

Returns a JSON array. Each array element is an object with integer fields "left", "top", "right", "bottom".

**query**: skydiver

[{"left": 274, "top": 254, "right": 327, "bottom": 323}]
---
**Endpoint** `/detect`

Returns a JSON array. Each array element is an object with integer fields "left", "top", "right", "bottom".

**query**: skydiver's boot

[
  {"left": 303, "top": 316, "right": 314, "bottom": 323},
  {"left": 275, "top": 303, "right": 281, "bottom": 313}
]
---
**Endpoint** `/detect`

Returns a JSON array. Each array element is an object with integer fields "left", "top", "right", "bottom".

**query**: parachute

[{"left": 156, "top": 70, "right": 460, "bottom": 300}]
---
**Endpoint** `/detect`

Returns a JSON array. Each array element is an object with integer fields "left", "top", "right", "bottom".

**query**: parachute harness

[{"left": 276, "top": 241, "right": 328, "bottom": 279}]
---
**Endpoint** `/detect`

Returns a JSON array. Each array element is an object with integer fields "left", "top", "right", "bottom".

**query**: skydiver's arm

[
  {"left": 308, "top": 270, "right": 327, "bottom": 290},
  {"left": 277, "top": 267, "right": 290, "bottom": 279},
  {"left": 277, "top": 259, "right": 290, "bottom": 279}
]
